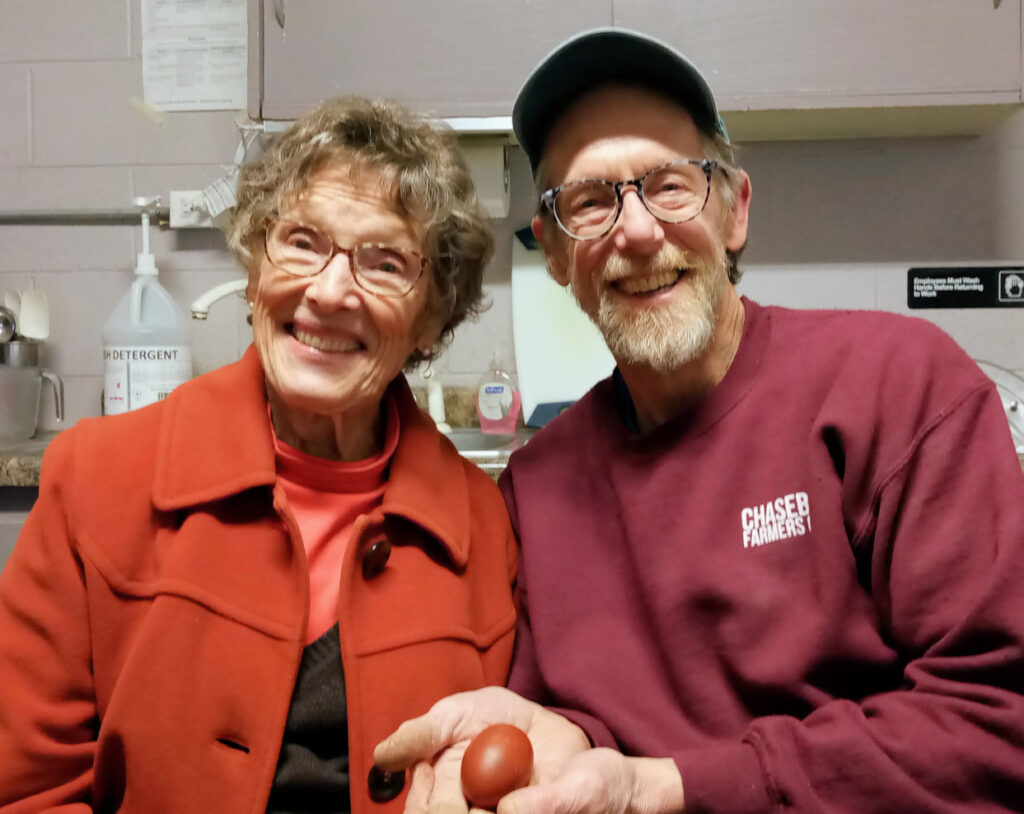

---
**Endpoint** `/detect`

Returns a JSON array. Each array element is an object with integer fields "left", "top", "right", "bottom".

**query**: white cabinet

[
  {"left": 251, "top": 0, "right": 613, "bottom": 121},
  {"left": 249, "top": 0, "right": 1022, "bottom": 139},
  {"left": 615, "top": 0, "right": 1023, "bottom": 139}
]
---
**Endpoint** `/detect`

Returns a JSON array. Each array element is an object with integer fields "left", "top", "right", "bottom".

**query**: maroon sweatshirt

[{"left": 501, "top": 298, "right": 1024, "bottom": 814}]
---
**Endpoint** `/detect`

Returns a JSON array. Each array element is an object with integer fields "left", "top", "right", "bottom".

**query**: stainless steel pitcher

[{"left": 0, "top": 340, "right": 64, "bottom": 443}]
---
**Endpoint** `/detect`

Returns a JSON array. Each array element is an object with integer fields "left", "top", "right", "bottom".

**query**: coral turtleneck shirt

[{"left": 273, "top": 397, "right": 400, "bottom": 643}]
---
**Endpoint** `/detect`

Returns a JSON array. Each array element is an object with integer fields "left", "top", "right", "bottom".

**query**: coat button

[
  {"left": 362, "top": 538, "right": 391, "bottom": 579},
  {"left": 367, "top": 764, "right": 405, "bottom": 802}
]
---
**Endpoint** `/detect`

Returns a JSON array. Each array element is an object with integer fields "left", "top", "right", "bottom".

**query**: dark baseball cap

[{"left": 512, "top": 28, "right": 728, "bottom": 174}]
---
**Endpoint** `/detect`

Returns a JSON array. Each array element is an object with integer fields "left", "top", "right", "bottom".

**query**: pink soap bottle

[{"left": 476, "top": 351, "right": 521, "bottom": 434}]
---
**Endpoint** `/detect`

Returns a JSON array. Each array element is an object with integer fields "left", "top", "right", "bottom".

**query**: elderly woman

[{"left": 0, "top": 97, "right": 516, "bottom": 813}]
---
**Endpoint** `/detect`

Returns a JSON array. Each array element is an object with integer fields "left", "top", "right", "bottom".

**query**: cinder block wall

[
  {"left": 0, "top": 1, "right": 250, "bottom": 429},
  {"left": 2, "top": 2, "right": 1023, "bottom": 434}
]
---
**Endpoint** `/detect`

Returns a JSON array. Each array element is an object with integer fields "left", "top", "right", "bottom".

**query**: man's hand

[
  {"left": 496, "top": 749, "right": 684, "bottom": 814},
  {"left": 373, "top": 687, "right": 591, "bottom": 814}
]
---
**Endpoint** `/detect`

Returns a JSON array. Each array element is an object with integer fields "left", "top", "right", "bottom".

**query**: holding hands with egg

[{"left": 375, "top": 687, "right": 681, "bottom": 814}]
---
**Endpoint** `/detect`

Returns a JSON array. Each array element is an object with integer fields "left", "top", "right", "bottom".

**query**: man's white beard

[{"left": 576, "top": 242, "right": 727, "bottom": 371}]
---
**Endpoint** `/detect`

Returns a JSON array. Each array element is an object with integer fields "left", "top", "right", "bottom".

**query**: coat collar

[
  {"left": 152, "top": 346, "right": 473, "bottom": 567},
  {"left": 383, "top": 373, "right": 473, "bottom": 568}
]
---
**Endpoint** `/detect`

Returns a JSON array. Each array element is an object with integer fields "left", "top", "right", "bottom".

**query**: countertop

[
  {"left": 0, "top": 428, "right": 532, "bottom": 486},
  {"left": 2, "top": 432, "right": 1023, "bottom": 487},
  {"left": 0, "top": 432, "right": 59, "bottom": 487}
]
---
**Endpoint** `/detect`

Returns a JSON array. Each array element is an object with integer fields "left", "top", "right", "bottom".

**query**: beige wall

[{"left": 1, "top": 1, "right": 1023, "bottom": 433}]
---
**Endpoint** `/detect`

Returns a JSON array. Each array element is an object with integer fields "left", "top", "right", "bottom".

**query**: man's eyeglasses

[
  {"left": 264, "top": 219, "right": 427, "bottom": 298},
  {"left": 540, "top": 159, "right": 718, "bottom": 241}
]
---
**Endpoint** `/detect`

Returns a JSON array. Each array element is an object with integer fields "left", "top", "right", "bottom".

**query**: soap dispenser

[
  {"left": 475, "top": 351, "right": 521, "bottom": 434},
  {"left": 102, "top": 197, "right": 192, "bottom": 415}
]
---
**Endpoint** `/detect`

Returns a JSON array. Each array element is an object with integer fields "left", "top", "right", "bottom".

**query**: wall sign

[
  {"left": 142, "top": 0, "right": 247, "bottom": 112},
  {"left": 907, "top": 267, "right": 1024, "bottom": 309}
]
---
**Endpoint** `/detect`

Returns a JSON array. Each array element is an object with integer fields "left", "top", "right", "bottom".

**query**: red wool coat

[{"left": 0, "top": 347, "right": 517, "bottom": 813}]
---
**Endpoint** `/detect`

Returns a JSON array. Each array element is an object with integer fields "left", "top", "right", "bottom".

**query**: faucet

[
  {"left": 422, "top": 366, "right": 451, "bottom": 434},
  {"left": 191, "top": 279, "right": 248, "bottom": 320}
]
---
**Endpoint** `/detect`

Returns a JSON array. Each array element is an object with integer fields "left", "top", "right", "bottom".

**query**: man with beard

[{"left": 374, "top": 28, "right": 1024, "bottom": 814}]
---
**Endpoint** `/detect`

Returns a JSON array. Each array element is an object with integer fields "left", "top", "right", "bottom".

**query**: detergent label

[{"left": 103, "top": 344, "right": 192, "bottom": 415}]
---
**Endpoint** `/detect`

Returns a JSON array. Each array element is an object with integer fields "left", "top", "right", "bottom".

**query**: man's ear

[
  {"left": 532, "top": 214, "right": 570, "bottom": 287},
  {"left": 723, "top": 170, "right": 752, "bottom": 253}
]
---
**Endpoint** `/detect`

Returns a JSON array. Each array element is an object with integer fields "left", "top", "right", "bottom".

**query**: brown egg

[{"left": 460, "top": 724, "right": 534, "bottom": 809}]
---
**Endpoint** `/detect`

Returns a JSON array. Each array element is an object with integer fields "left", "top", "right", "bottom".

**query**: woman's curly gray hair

[{"left": 226, "top": 95, "right": 494, "bottom": 367}]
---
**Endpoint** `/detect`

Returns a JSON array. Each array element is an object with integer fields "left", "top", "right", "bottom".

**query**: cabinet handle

[
  {"left": 273, "top": 0, "right": 285, "bottom": 29},
  {"left": 993, "top": 0, "right": 1001, "bottom": 7}
]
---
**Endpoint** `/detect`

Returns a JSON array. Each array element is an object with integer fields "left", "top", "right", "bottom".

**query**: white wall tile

[
  {"left": 32, "top": 61, "right": 240, "bottom": 166},
  {"left": 737, "top": 262, "right": 1024, "bottom": 378},
  {"left": 0, "top": 0, "right": 130, "bottom": 63},
  {"left": 144, "top": 227, "right": 239, "bottom": 273},
  {"left": 0, "top": 166, "right": 131, "bottom": 209},
  {"left": 441, "top": 281, "right": 515, "bottom": 385},
  {"left": 0, "top": 226, "right": 132, "bottom": 273},
  {"left": 874, "top": 263, "right": 1024, "bottom": 371},
  {"left": 0, "top": 65, "right": 30, "bottom": 166},
  {"left": 736, "top": 264, "right": 878, "bottom": 311},
  {"left": 130, "top": 163, "right": 237, "bottom": 200}
]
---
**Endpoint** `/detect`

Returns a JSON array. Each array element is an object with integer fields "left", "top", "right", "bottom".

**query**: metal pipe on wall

[{"left": 0, "top": 209, "right": 170, "bottom": 226}]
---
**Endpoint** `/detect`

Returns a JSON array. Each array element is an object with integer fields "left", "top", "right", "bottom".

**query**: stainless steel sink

[
  {"left": 444, "top": 428, "right": 536, "bottom": 475},
  {"left": 446, "top": 428, "right": 533, "bottom": 454}
]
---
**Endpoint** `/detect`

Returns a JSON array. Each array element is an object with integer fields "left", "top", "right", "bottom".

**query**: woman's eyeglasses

[{"left": 264, "top": 219, "right": 427, "bottom": 298}]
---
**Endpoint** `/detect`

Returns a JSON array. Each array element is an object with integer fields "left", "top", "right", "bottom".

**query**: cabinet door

[
  {"left": 613, "top": 0, "right": 1021, "bottom": 110},
  {"left": 256, "top": 0, "right": 613, "bottom": 120}
]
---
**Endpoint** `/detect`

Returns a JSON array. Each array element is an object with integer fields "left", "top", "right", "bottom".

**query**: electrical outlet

[{"left": 169, "top": 190, "right": 214, "bottom": 228}]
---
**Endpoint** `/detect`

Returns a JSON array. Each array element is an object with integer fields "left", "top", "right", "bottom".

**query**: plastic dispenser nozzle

[{"left": 134, "top": 196, "right": 161, "bottom": 277}]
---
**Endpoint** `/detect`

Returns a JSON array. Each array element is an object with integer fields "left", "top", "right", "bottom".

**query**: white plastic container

[{"left": 102, "top": 200, "right": 192, "bottom": 415}]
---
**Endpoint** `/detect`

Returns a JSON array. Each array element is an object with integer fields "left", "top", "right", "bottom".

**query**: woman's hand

[{"left": 373, "top": 687, "right": 591, "bottom": 814}]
